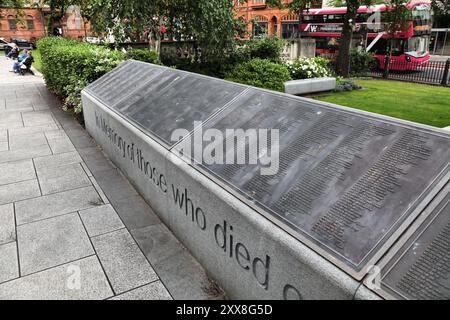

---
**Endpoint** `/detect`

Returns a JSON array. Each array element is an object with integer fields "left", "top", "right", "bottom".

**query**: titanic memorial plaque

[
  {"left": 181, "top": 88, "right": 450, "bottom": 276},
  {"left": 380, "top": 185, "right": 450, "bottom": 300},
  {"left": 83, "top": 60, "right": 450, "bottom": 298}
]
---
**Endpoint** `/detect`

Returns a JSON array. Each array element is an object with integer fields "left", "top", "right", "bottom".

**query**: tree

[
  {"left": 88, "top": 0, "right": 243, "bottom": 60},
  {"left": 45, "top": 0, "right": 71, "bottom": 35},
  {"left": 383, "top": 0, "right": 411, "bottom": 74},
  {"left": 431, "top": 0, "right": 450, "bottom": 27},
  {"left": 335, "top": 0, "right": 373, "bottom": 77}
]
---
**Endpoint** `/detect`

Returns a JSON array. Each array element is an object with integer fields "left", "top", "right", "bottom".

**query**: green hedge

[
  {"left": 125, "top": 49, "right": 162, "bottom": 65},
  {"left": 225, "top": 58, "right": 292, "bottom": 92},
  {"left": 38, "top": 37, "right": 125, "bottom": 114}
]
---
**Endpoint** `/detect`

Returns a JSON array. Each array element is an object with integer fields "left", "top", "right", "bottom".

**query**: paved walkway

[{"left": 0, "top": 56, "right": 223, "bottom": 300}]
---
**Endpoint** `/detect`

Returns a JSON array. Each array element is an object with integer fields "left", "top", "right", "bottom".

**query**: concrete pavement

[{"left": 0, "top": 55, "right": 223, "bottom": 300}]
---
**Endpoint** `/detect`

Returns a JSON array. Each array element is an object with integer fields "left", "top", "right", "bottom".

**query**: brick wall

[{"left": 0, "top": 7, "right": 92, "bottom": 42}]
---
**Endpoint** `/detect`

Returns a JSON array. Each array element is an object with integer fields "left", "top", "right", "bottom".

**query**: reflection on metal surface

[{"left": 381, "top": 187, "right": 450, "bottom": 300}]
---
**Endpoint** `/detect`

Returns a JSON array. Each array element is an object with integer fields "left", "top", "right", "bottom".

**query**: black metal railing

[{"left": 368, "top": 58, "right": 450, "bottom": 86}]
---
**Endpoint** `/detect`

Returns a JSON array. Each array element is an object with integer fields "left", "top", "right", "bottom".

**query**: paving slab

[
  {"left": 0, "top": 203, "right": 16, "bottom": 245},
  {"left": 110, "top": 195, "right": 161, "bottom": 231},
  {"left": 132, "top": 223, "right": 224, "bottom": 300},
  {"left": 78, "top": 147, "right": 116, "bottom": 173},
  {"left": 17, "top": 213, "right": 94, "bottom": 275},
  {"left": 0, "top": 179, "right": 40, "bottom": 205},
  {"left": 94, "top": 169, "right": 138, "bottom": 202},
  {"left": 79, "top": 204, "right": 125, "bottom": 237},
  {"left": 47, "top": 137, "right": 76, "bottom": 154},
  {"left": 0, "top": 242, "right": 19, "bottom": 284},
  {"left": 36, "top": 163, "right": 91, "bottom": 195},
  {"left": 8, "top": 132, "right": 48, "bottom": 151},
  {"left": 0, "top": 160, "right": 36, "bottom": 186},
  {"left": 22, "top": 111, "right": 55, "bottom": 127},
  {"left": 8, "top": 124, "right": 59, "bottom": 137},
  {"left": 33, "top": 151, "right": 82, "bottom": 170},
  {"left": 0, "top": 144, "right": 52, "bottom": 164},
  {"left": 110, "top": 281, "right": 172, "bottom": 300},
  {"left": 91, "top": 228, "right": 158, "bottom": 294},
  {"left": 0, "top": 255, "right": 113, "bottom": 300},
  {"left": 0, "top": 142, "right": 8, "bottom": 152},
  {"left": 15, "top": 186, "right": 103, "bottom": 225},
  {"left": 0, "top": 130, "right": 7, "bottom": 142}
]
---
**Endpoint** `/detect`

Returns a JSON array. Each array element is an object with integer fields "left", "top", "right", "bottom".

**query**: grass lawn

[
  {"left": 314, "top": 79, "right": 450, "bottom": 128},
  {"left": 31, "top": 48, "right": 42, "bottom": 72}
]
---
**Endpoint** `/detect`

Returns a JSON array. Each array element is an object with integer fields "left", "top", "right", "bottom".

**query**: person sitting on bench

[
  {"left": 11, "top": 49, "right": 28, "bottom": 72},
  {"left": 14, "top": 51, "right": 33, "bottom": 74},
  {"left": 6, "top": 45, "right": 19, "bottom": 60}
]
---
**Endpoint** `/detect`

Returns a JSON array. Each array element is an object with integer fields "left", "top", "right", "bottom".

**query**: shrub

[
  {"left": 231, "top": 38, "right": 283, "bottom": 63},
  {"left": 225, "top": 58, "right": 292, "bottom": 92},
  {"left": 125, "top": 49, "right": 162, "bottom": 65},
  {"left": 286, "top": 57, "right": 332, "bottom": 80},
  {"left": 349, "top": 49, "right": 377, "bottom": 76},
  {"left": 38, "top": 37, "right": 124, "bottom": 115}
]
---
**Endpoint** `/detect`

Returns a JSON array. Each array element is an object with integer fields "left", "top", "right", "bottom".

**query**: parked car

[
  {"left": 12, "top": 38, "right": 34, "bottom": 50},
  {"left": 0, "top": 38, "right": 12, "bottom": 50}
]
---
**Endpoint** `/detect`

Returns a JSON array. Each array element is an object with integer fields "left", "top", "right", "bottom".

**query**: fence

[{"left": 368, "top": 58, "right": 450, "bottom": 86}]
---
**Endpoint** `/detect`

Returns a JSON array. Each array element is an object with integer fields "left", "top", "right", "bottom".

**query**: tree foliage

[
  {"left": 87, "top": 0, "right": 242, "bottom": 59},
  {"left": 431, "top": 0, "right": 450, "bottom": 27}
]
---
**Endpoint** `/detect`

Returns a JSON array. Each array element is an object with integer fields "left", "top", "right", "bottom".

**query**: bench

[{"left": 284, "top": 77, "right": 336, "bottom": 95}]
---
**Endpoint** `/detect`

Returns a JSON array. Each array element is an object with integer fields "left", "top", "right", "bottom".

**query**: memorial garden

[{"left": 1, "top": 0, "right": 449, "bottom": 302}]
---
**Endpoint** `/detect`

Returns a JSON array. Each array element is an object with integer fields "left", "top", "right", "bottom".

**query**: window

[
  {"left": 281, "top": 23, "right": 299, "bottom": 39},
  {"left": 26, "top": 16, "right": 34, "bottom": 30},
  {"left": 8, "top": 16, "right": 17, "bottom": 30},
  {"left": 253, "top": 22, "right": 268, "bottom": 38}
]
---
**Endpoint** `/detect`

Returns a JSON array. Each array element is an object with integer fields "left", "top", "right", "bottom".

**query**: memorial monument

[{"left": 82, "top": 60, "right": 450, "bottom": 300}]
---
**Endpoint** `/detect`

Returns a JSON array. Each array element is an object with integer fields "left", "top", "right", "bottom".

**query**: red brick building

[
  {"left": 0, "top": 2, "right": 91, "bottom": 43},
  {"left": 235, "top": 0, "right": 328, "bottom": 39}
]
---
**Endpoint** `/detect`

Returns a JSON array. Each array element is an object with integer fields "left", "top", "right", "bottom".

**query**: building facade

[
  {"left": 0, "top": 3, "right": 91, "bottom": 43},
  {"left": 235, "top": 0, "right": 330, "bottom": 39}
]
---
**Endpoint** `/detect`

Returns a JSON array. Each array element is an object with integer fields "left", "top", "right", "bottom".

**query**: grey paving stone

[
  {"left": 0, "top": 255, "right": 113, "bottom": 300},
  {"left": 110, "top": 195, "right": 161, "bottom": 231},
  {"left": 0, "top": 112, "right": 23, "bottom": 129},
  {"left": 132, "top": 223, "right": 224, "bottom": 300},
  {"left": 110, "top": 281, "right": 172, "bottom": 300},
  {"left": 8, "top": 124, "right": 59, "bottom": 137},
  {"left": 68, "top": 134, "right": 97, "bottom": 149},
  {"left": 44, "top": 129, "right": 68, "bottom": 140},
  {"left": 78, "top": 147, "right": 116, "bottom": 173},
  {"left": 89, "top": 176, "right": 110, "bottom": 205},
  {"left": 94, "top": 169, "right": 138, "bottom": 202},
  {"left": 8, "top": 132, "right": 48, "bottom": 151},
  {"left": 0, "top": 242, "right": 19, "bottom": 284},
  {"left": 47, "top": 137, "right": 76, "bottom": 154},
  {"left": 0, "top": 160, "right": 35, "bottom": 186},
  {"left": 91, "top": 228, "right": 158, "bottom": 294},
  {"left": 5, "top": 99, "right": 33, "bottom": 112},
  {"left": 15, "top": 186, "right": 103, "bottom": 225},
  {"left": 0, "top": 142, "right": 7, "bottom": 151},
  {"left": 22, "top": 111, "right": 55, "bottom": 127},
  {"left": 17, "top": 212, "right": 95, "bottom": 275},
  {"left": 33, "top": 151, "right": 82, "bottom": 170},
  {"left": 0, "top": 203, "right": 15, "bottom": 245},
  {"left": 37, "top": 163, "right": 91, "bottom": 195},
  {"left": 0, "top": 179, "right": 40, "bottom": 206},
  {"left": 0, "top": 144, "right": 52, "bottom": 164},
  {"left": 0, "top": 130, "right": 7, "bottom": 142},
  {"left": 79, "top": 204, "right": 124, "bottom": 237}
]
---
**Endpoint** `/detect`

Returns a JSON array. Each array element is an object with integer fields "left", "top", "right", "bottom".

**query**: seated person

[
  {"left": 13, "top": 51, "right": 33, "bottom": 74},
  {"left": 6, "top": 45, "right": 19, "bottom": 59},
  {"left": 12, "top": 50, "right": 28, "bottom": 73}
]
